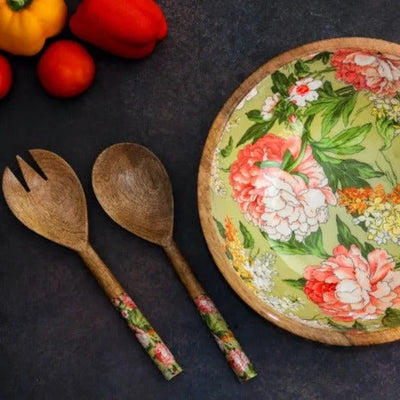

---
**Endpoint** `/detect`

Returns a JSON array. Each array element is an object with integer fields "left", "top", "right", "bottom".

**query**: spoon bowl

[{"left": 92, "top": 143, "right": 173, "bottom": 246}]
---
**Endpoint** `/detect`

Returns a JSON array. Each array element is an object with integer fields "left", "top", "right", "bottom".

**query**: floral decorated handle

[
  {"left": 113, "top": 292, "right": 182, "bottom": 380},
  {"left": 195, "top": 294, "right": 257, "bottom": 382},
  {"left": 79, "top": 246, "right": 182, "bottom": 381},
  {"left": 163, "top": 242, "right": 256, "bottom": 382}
]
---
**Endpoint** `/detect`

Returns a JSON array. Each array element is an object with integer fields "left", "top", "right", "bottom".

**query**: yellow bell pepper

[{"left": 0, "top": 0, "right": 67, "bottom": 56}]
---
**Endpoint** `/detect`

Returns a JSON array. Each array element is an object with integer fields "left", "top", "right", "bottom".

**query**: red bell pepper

[{"left": 69, "top": 0, "right": 168, "bottom": 59}]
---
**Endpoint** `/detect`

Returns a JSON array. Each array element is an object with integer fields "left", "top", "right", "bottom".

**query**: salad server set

[{"left": 2, "top": 144, "right": 256, "bottom": 382}]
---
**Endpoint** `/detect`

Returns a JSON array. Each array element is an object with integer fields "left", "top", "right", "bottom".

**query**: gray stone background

[{"left": 1, "top": 0, "right": 400, "bottom": 399}]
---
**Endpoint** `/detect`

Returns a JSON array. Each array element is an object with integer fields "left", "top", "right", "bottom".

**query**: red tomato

[
  {"left": 0, "top": 54, "right": 12, "bottom": 99},
  {"left": 38, "top": 40, "right": 95, "bottom": 98}
]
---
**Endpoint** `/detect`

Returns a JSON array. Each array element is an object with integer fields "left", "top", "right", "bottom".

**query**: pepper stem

[{"left": 7, "top": 0, "right": 33, "bottom": 11}]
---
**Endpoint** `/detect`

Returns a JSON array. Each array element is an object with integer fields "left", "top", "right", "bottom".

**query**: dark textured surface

[{"left": 1, "top": 1, "right": 400, "bottom": 399}]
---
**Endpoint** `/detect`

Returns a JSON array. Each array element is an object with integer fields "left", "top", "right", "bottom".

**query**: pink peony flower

[
  {"left": 136, "top": 332, "right": 151, "bottom": 348},
  {"left": 304, "top": 245, "right": 400, "bottom": 322},
  {"left": 129, "top": 324, "right": 142, "bottom": 334},
  {"left": 154, "top": 343, "right": 175, "bottom": 367},
  {"left": 227, "top": 349, "right": 250, "bottom": 375},
  {"left": 229, "top": 134, "right": 336, "bottom": 242},
  {"left": 331, "top": 49, "right": 400, "bottom": 97},
  {"left": 195, "top": 295, "right": 217, "bottom": 314},
  {"left": 112, "top": 297, "right": 121, "bottom": 307},
  {"left": 121, "top": 293, "right": 136, "bottom": 309}
]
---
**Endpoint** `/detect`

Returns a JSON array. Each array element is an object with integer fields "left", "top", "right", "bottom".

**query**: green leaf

[
  {"left": 237, "top": 123, "right": 267, "bottom": 147},
  {"left": 356, "top": 161, "right": 386, "bottom": 180},
  {"left": 267, "top": 228, "right": 329, "bottom": 258},
  {"left": 287, "top": 73, "right": 297, "bottom": 86},
  {"left": 329, "top": 319, "right": 368, "bottom": 333},
  {"left": 246, "top": 109, "right": 265, "bottom": 123},
  {"left": 327, "top": 319, "right": 353, "bottom": 332},
  {"left": 271, "top": 71, "right": 290, "bottom": 95},
  {"left": 303, "top": 115, "right": 315, "bottom": 133},
  {"left": 281, "top": 149, "right": 295, "bottom": 170},
  {"left": 305, "top": 90, "right": 357, "bottom": 137},
  {"left": 236, "top": 117, "right": 276, "bottom": 147},
  {"left": 341, "top": 92, "right": 358, "bottom": 126},
  {"left": 382, "top": 308, "right": 400, "bottom": 328},
  {"left": 255, "top": 160, "right": 281, "bottom": 169},
  {"left": 213, "top": 217, "right": 226, "bottom": 239},
  {"left": 395, "top": 262, "right": 400, "bottom": 270},
  {"left": 273, "top": 98, "right": 297, "bottom": 123},
  {"left": 352, "top": 320, "right": 368, "bottom": 332},
  {"left": 336, "top": 215, "right": 363, "bottom": 250},
  {"left": 239, "top": 221, "right": 254, "bottom": 249},
  {"left": 303, "top": 228, "right": 330, "bottom": 258},
  {"left": 335, "top": 85, "right": 356, "bottom": 96},
  {"left": 291, "top": 171, "right": 309, "bottom": 184},
  {"left": 305, "top": 51, "right": 332, "bottom": 64},
  {"left": 267, "top": 234, "right": 308, "bottom": 256},
  {"left": 315, "top": 123, "right": 371, "bottom": 155},
  {"left": 226, "top": 249, "right": 233, "bottom": 260},
  {"left": 376, "top": 117, "right": 396, "bottom": 150},
  {"left": 321, "top": 81, "right": 335, "bottom": 97},
  {"left": 328, "top": 145, "right": 365, "bottom": 155},
  {"left": 304, "top": 98, "right": 336, "bottom": 117},
  {"left": 220, "top": 137, "right": 234, "bottom": 158},
  {"left": 283, "top": 278, "right": 306, "bottom": 290},
  {"left": 319, "top": 123, "right": 372, "bottom": 149},
  {"left": 312, "top": 150, "right": 384, "bottom": 191},
  {"left": 321, "top": 106, "right": 342, "bottom": 137},
  {"left": 364, "top": 242, "right": 375, "bottom": 254},
  {"left": 130, "top": 309, "right": 151, "bottom": 331},
  {"left": 203, "top": 313, "right": 229, "bottom": 338},
  {"left": 294, "top": 60, "right": 310, "bottom": 77}
]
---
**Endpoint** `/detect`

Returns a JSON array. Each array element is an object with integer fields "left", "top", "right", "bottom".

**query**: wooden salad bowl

[{"left": 198, "top": 37, "right": 400, "bottom": 346}]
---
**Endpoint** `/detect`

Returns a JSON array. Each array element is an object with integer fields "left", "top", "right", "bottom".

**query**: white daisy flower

[{"left": 288, "top": 77, "right": 323, "bottom": 106}]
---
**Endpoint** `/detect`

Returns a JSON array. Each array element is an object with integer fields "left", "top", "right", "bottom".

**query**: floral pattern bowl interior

[{"left": 198, "top": 38, "right": 400, "bottom": 345}]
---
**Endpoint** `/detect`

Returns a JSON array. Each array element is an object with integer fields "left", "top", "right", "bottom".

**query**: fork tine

[
  {"left": 28, "top": 149, "right": 57, "bottom": 178},
  {"left": 16, "top": 156, "right": 45, "bottom": 190},
  {"left": 2, "top": 167, "right": 29, "bottom": 201}
]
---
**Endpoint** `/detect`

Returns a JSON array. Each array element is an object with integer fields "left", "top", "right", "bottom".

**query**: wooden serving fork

[{"left": 2, "top": 149, "right": 182, "bottom": 380}]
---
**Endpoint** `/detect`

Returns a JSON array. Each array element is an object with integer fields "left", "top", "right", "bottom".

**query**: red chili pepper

[{"left": 69, "top": 0, "right": 168, "bottom": 59}]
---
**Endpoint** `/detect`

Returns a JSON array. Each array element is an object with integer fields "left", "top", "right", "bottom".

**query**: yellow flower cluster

[
  {"left": 370, "top": 95, "right": 400, "bottom": 135},
  {"left": 347, "top": 184, "right": 400, "bottom": 246},
  {"left": 224, "top": 217, "right": 253, "bottom": 282}
]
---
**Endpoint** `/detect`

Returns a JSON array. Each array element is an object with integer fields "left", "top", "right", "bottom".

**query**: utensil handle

[
  {"left": 163, "top": 241, "right": 257, "bottom": 382},
  {"left": 79, "top": 244, "right": 182, "bottom": 380}
]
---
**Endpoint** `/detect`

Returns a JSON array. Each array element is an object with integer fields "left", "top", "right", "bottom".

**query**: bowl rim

[{"left": 198, "top": 37, "right": 400, "bottom": 346}]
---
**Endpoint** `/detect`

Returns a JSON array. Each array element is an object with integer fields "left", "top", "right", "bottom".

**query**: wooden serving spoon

[
  {"left": 92, "top": 143, "right": 257, "bottom": 382},
  {"left": 2, "top": 149, "right": 182, "bottom": 380}
]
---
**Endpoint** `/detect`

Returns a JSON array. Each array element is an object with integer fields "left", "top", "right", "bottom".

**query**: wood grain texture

[
  {"left": 2, "top": 149, "right": 182, "bottom": 379},
  {"left": 163, "top": 241, "right": 205, "bottom": 299},
  {"left": 2, "top": 149, "right": 123, "bottom": 299},
  {"left": 92, "top": 143, "right": 208, "bottom": 299},
  {"left": 197, "top": 37, "right": 400, "bottom": 346},
  {"left": 92, "top": 143, "right": 256, "bottom": 380}
]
